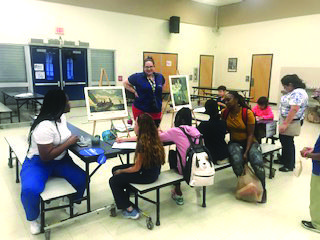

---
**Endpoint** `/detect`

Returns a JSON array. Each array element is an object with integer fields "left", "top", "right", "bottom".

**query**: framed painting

[
  {"left": 169, "top": 75, "right": 192, "bottom": 111},
  {"left": 84, "top": 86, "right": 128, "bottom": 121},
  {"left": 228, "top": 58, "right": 237, "bottom": 72}
]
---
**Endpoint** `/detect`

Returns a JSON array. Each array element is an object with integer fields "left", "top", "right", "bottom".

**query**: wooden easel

[
  {"left": 92, "top": 68, "right": 131, "bottom": 137},
  {"left": 160, "top": 70, "right": 198, "bottom": 128}
]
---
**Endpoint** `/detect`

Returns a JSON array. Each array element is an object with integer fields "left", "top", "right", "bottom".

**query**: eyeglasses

[{"left": 144, "top": 66, "right": 154, "bottom": 69}]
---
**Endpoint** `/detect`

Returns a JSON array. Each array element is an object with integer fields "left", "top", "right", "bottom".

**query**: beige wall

[
  {"left": 214, "top": 14, "right": 320, "bottom": 103},
  {"left": 0, "top": 0, "right": 217, "bottom": 89},
  {"left": 41, "top": 0, "right": 217, "bottom": 27},
  {"left": 219, "top": 0, "right": 320, "bottom": 27}
]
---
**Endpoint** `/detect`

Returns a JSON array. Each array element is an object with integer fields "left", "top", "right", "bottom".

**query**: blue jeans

[{"left": 20, "top": 154, "right": 86, "bottom": 221}]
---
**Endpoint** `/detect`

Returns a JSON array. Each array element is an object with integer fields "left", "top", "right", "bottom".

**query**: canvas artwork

[
  {"left": 84, "top": 86, "right": 128, "bottom": 121},
  {"left": 169, "top": 75, "right": 192, "bottom": 111}
]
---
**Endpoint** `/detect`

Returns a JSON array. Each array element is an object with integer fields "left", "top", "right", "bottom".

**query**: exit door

[
  {"left": 30, "top": 45, "right": 88, "bottom": 100},
  {"left": 30, "top": 46, "right": 60, "bottom": 95},
  {"left": 61, "top": 48, "right": 87, "bottom": 100}
]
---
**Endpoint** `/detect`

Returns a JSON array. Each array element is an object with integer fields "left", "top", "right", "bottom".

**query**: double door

[{"left": 30, "top": 46, "right": 88, "bottom": 100}]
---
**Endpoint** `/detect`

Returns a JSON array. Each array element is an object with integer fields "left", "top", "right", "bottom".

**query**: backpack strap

[
  {"left": 178, "top": 127, "right": 201, "bottom": 148},
  {"left": 242, "top": 107, "right": 248, "bottom": 126},
  {"left": 221, "top": 108, "right": 230, "bottom": 120}
]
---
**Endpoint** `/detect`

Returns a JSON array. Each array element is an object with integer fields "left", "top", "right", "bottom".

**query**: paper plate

[{"left": 79, "top": 148, "right": 105, "bottom": 157}]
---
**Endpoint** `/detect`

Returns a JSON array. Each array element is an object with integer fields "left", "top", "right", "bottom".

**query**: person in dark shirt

[
  {"left": 216, "top": 85, "right": 227, "bottom": 111},
  {"left": 300, "top": 135, "right": 320, "bottom": 233},
  {"left": 197, "top": 100, "right": 229, "bottom": 164},
  {"left": 123, "top": 56, "right": 165, "bottom": 127}
]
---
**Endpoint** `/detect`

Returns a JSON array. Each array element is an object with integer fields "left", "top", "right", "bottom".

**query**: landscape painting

[{"left": 84, "top": 86, "right": 128, "bottom": 120}]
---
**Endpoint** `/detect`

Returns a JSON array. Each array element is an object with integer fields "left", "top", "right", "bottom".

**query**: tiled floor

[{"left": 0, "top": 104, "right": 320, "bottom": 240}]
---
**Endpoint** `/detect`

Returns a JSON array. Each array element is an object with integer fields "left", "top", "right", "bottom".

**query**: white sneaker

[
  {"left": 59, "top": 197, "right": 79, "bottom": 215},
  {"left": 30, "top": 216, "right": 41, "bottom": 235},
  {"left": 217, "top": 158, "right": 229, "bottom": 165}
]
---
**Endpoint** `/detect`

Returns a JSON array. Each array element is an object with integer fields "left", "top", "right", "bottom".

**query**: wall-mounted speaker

[{"left": 169, "top": 16, "right": 180, "bottom": 33}]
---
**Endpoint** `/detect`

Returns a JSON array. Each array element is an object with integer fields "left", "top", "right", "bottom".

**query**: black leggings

[
  {"left": 228, "top": 142, "right": 266, "bottom": 189},
  {"left": 279, "top": 134, "right": 295, "bottom": 169},
  {"left": 109, "top": 164, "right": 159, "bottom": 209}
]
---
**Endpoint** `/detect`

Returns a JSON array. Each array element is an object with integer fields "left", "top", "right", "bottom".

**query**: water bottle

[{"left": 127, "top": 115, "right": 133, "bottom": 125}]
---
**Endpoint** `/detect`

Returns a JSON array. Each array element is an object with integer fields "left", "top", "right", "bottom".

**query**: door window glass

[
  {"left": 45, "top": 53, "right": 54, "bottom": 80},
  {"left": 67, "top": 58, "right": 74, "bottom": 80}
]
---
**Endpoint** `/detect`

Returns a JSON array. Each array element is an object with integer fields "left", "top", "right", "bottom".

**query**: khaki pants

[{"left": 310, "top": 174, "right": 320, "bottom": 229}]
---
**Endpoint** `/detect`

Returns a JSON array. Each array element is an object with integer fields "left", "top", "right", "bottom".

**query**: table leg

[
  {"left": 269, "top": 153, "right": 274, "bottom": 179},
  {"left": 156, "top": 189, "right": 160, "bottom": 226},
  {"left": 126, "top": 153, "right": 130, "bottom": 164},
  {"left": 8, "top": 146, "right": 13, "bottom": 168},
  {"left": 16, "top": 100, "right": 20, "bottom": 122},
  {"left": 202, "top": 186, "right": 206, "bottom": 207},
  {"left": 85, "top": 162, "right": 91, "bottom": 212}
]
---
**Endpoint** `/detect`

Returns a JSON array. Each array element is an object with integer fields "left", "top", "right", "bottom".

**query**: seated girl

[
  {"left": 222, "top": 91, "right": 267, "bottom": 203},
  {"left": 252, "top": 96, "right": 274, "bottom": 121},
  {"left": 117, "top": 108, "right": 201, "bottom": 206},
  {"left": 110, "top": 113, "right": 165, "bottom": 219},
  {"left": 21, "top": 90, "right": 86, "bottom": 235},
  {"left": 197, "top": 100, "right": 229, "bottom": 164}
]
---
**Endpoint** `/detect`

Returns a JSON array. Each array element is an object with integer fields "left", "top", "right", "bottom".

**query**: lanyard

[{"left": 147, "top": 76, "right": 156, "bottom": 93}]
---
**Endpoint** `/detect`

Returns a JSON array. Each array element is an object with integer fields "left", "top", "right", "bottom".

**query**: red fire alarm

[
  {"left": 55, "top": 27, "right": 64, "bottom": 35},
  {"left": 118, "top": 76, "right": 123, "bottom": 81}
]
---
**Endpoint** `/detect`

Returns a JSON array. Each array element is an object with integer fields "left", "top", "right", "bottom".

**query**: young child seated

[
  {"left": 159, "top": 108, "right": 201, "bottom": 205},
  {"left": 197, "top": 100, "right": 229, "bottom": 164},
  {"left": 252, "top": 96, "right": 274, "bottom": 121},
  {"left": 117, "top": 108, "right": 201, "bottom": 206},
  {"left": 110, "top": 113, "right": 165, "bottom": 219},
  {"left": 217, "top": 85, "right": 227, "bottom": 110}
]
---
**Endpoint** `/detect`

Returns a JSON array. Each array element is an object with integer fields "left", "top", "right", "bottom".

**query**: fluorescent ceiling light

[{"left": 192, "top": 0, "right": 242, "bottom": 6}]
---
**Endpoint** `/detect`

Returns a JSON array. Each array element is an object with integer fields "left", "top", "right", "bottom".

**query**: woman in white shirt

[
  {"left": 277, "top": 74, "right": 308, "bottom": 172},
  {"left": 20, "top": 90, "right": 86, "bottom": 235}
]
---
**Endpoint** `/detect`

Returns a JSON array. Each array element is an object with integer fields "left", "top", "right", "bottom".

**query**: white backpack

[{"left": 178, "top": 127, "right": 215, "bottom": 187}]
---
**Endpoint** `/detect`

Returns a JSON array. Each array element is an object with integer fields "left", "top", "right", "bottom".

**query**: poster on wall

[
  {"left": 84, "top": 86, "right": 128, "bottom": 121},
  {"left": 169, "top": 75, "right": 192, "bottom": 111},
  {"left": 228, "top": 58, "right": 238, "bottom": 72}
]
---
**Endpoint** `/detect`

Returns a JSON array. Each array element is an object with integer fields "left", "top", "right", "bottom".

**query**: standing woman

[
  {"left": 222, "top": 91, "right": 266, "bottom": 203},
  {"left": 124, "top": 56, "right": 165, "bottom": 127},
  {"left": 277, "top": 74, "right": 308, "bottom": 172},
  {"left": 20, "top": 90, "right": 86, "bottom": 235}
]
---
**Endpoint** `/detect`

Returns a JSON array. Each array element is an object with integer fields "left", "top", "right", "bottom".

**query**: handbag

[
  {"left": 235, "top": 164, "right": 263, "bottom": 203},
  {"left": 279, "top": 116, "right": 301, "bottom": 136}
]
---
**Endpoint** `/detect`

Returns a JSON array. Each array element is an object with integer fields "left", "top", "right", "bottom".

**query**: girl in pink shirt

[{"left": 252, "top": 96, "right": 274, "bottom": 121}]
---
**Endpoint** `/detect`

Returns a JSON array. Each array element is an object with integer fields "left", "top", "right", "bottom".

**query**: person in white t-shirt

[{"left": 20, "top": 90, "right": 86, "bottom": 235}]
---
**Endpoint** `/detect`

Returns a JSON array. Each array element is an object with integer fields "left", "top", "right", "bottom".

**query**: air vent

[
  {"left": 63, "top": 40, "right": 75, "bottom": 46},
  {"left": 29, "top": 38, "right": 44, "bottom": 44},
  {"left": 48, "top": 39, "right": 60, "bottom": 45},
  {"left": 78, "top": 41, "right": 89, "bottom": 47}
]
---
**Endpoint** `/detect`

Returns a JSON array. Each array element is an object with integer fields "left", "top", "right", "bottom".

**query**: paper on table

[
  {"left": 193, "top": 107, "right": 206, "bottom": 113},
  {"left": 113, "top": 123, "right": 134, "bottom": 132},
  {"left": 112, "top": 142, "right": 137, "bottom": 149},
  {"left": 15, "top": 93, "right": 34, "bottom": 98}
]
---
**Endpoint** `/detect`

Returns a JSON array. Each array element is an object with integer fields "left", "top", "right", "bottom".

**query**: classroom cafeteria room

[{"left": 0, "top": 0, "right": 320, "bottom": 239}]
